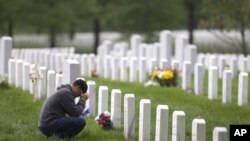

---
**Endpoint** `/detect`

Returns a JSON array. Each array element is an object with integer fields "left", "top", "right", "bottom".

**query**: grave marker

[
  {"left": 172, "top": 111, "right": 185, "bottom": 141},
  {"left": 98, "top": 86, "right": 109, "bottom": 114},
  {"left": 155, "top": 105, "right": 169, "bottom": 141},
  {"left": 238, "top": 72, "right": 248, "bottom": 106},
  {"left": 124, "top": 94, "right": 135, "bottom": 140},
  {"left": 86, "top": 81, "right": 96, "bottom": 117},
  {"left": 139, "top": 99, "right": 151, "bottom": 141},
  {"left": 111, "top": 89, "right": 121, "bottom": 129},
  {"left": 0, "top": 37, "right": 12, "bottom": 75},
  {"left": 192, "top": 118, "right": 206, "bottom": 141},
  {"left": 213, "top": 127, "right": 227, "bottom": 141},
  {"left": 222, "top": 70, "right": 232, "bottom": 104}
]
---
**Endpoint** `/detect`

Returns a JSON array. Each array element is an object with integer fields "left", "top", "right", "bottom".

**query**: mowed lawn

[{"left": 0, "top": 73, "right": 250, "bottom": 141}]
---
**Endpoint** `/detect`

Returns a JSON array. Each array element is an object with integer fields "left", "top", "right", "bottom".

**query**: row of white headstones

[
  {"left": 0, "top": 32, "right": 249, "bottom": 141},
  {"left": 7, "top": 30, "right": 249, "bottom": 106}
]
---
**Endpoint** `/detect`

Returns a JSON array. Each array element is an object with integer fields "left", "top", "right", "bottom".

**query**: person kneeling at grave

[{"left": 38, "top": 78, "right": 89, "bottom": 138}]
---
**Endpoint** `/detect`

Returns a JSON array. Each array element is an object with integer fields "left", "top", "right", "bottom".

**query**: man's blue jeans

[{"left": 39, "top": 117, "right": 86, "bottom": 138}]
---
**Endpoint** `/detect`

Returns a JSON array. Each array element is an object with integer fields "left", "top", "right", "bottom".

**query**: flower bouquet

[
  {"left": 148, "top": 68, "right": 178, "bottom": 87},
  {"left": 95, "top": 111, "right": 112, "bottom": 129}
]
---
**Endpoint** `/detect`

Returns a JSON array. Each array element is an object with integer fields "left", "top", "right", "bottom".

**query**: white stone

[
  {"left": 209, "top": 55, "right": 218, "bottom": 67},
  {"left": 29, "top": 64, "right": 42, "bottom": 100},
  {"left": 47, "top": 70, "right": 56, "bottom": 98},
  {"left": 208, "top": 66, "right": 218, "bottom": 100},
  {"left": 39, "top": 66, "right": 47, "bottom": 97},
  {"left": 131, "top": 34, "right": 141, "bottom": 57},
  {"left": 194, "top": 63, "right": 204, "bottom": 96},
  {"left": 175, "top": 35, "right": 188, "bottom": 67},
  {"left": 49, "top": 54, "right": 56, "bottom": 70},
  {"left": 139, "top": 44, "right": 147, "bottom": 58},
  {"left": 124, "top": 94, "right": 135, "bottom": 140},
  {"left": 185, "top": 44, "right": 197, "bottom": 73},
  {"left": 139, "top": 58, "right": 147, "bottom": 83},
  {"left": 160, "top": 59, "right": 170, "bottom": 69},
  {"left": 230, "top": 58, "right": 237, "bottom": 78},
  {"left": 63, "top": 59, "right": 80, "bottom": 84},
  {"left": 120, "top": 57, "right": 128, "bottom": 81},
  {"left": 191, "top": 118, "right": 206, "bottom": 141},
  {"left": 139, "top": 99, "right": 151, "bottom": 141},
  {"left": 198, "top": 54, "right": 206, "bottom": 66},
  {"left": 88, "top": 54, "right": 96, "bottom": 76},
  {"left": 241, "top": 58, "right": 249, "bottom": 73},
  {"left": 55, "top": 53, "right": 63, "bottom": 72},
  {"left": 96, "top": 56, "right": 103, "bottom": 77},
  {"left": 0, "top": 37, "right": 12, "bottom": 74},
  {"left": 80, "top": 54, "right": 88, "bottom": 76},
  {"left": 148, "top": 58, "right": 158, "bottom": 72},
  {"left": 155, "top": 105, "right": 169, "bottom": 141},
  {"left": 44, "top": 53, "right": 50, "bottom": 70},
  {"left": 104, "top": 56, "right": 111, "bottom": 78},
  {"left": 218, "top": 57, "right": 226, "bottom": 79},
  {"left": 160, "top": 30, "right": 172, "bottom": 61},
  {"left": 55, "top": 73, "right": 63, "bottom": 90},
  {"left": 111, "top": 57, "right": 119, "bottom": 80},
  {"left": 172, "top": 60, "right": 180, "bottom": 71},
  {"left": 238, "top": 72, "right": 248, "bottom": 106},
  {"left": 22, "top": 62, "right": 30, "bottom": 91},
  {"left": 86, "top": 80, "right": 96, "bottom": 117},
  {"left": 182, "top": 61, "right": 192, "bottom": 91},
  {"left": 8, "top": 59, "right": 16, "bottom": 85},
  {"left": 222, "top": 70, "right": 232, "bottom": 104},
  {"left": 129, "top": 57, "right": 138, "bottom": 82},
  {"left": 15, "top": 60, "right": 23, "bottom": 87},
  {"left": 111, "top": 89, "right": 121, "bottom": 129},
  {"left": 29, "top": 64, "right": 35, "bottom": 94},
  {"left": 98, "top": 86, "right": 108, "bottom": 114},
  {"left": 213, "top": 127, "right": 227, "bottom": 141},
  {"left": 153, "top": 43, "right": 161, "bottom": 63},
  {"left": 172, "top": 111, "right": 185, "bottom": 141}
]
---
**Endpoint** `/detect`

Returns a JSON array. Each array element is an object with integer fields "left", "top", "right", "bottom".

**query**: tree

[
  {"left": 0, "top": 0, "right": 31, "bottom": 37},
  {"left": 114, "top": 0, "right": 186, "bottom": 41},
  {"left": 198, "top": 0, "right": 250, "bottom": 56}
]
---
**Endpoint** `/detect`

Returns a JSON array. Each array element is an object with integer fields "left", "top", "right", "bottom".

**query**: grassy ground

[{"left": 0, "top": 73, "right": 250, "bottom": 141}]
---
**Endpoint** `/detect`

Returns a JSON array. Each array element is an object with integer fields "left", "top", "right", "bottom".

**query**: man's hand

[{"left": 80, "top": 93, "right": 89, "bottom": 102}]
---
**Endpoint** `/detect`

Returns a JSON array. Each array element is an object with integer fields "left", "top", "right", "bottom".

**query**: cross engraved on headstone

[{"left": 29, "top": 64, "right": 41, "bottom": 100}]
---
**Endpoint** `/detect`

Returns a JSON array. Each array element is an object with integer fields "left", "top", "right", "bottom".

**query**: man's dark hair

[{"left": 73, "top": 79, "right": 88, "bottom": 93}]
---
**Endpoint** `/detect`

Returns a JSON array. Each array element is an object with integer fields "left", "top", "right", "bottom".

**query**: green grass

[{"left": 0, "top": 73, "right": 250, "bottom": 141}]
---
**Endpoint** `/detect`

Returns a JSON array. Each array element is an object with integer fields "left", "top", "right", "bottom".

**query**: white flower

[{"left": 104, "top": 111, "right": 110, "bottom": 116}]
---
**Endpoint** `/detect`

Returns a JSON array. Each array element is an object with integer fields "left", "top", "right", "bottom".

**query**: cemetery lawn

[{"left": 1, "top": 75, "right": 250, "bottom": 141}]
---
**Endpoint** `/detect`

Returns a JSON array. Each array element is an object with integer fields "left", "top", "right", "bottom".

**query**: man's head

[{"left": 72, "top": 78, "right": 88, "bottom": 97}]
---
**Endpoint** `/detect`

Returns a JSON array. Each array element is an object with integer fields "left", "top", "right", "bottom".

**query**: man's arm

[{"left": 60, "top": 92, "right": 87, "bottom": 117}]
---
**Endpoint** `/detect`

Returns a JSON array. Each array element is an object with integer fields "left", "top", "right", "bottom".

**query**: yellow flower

[
  {"left": 151, "top": 70, "right": 158, "bottom": 78},
  {"left": 160, "top": 70, "right": 174, "bottom": 80}
]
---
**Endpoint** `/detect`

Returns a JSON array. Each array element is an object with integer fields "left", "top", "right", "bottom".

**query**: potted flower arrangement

[
  {"left": 146, "top": 67, "right": 178, "bottom": 87},
  {"left": 95, "top": 111, "right": 112, "bottom": 129}
]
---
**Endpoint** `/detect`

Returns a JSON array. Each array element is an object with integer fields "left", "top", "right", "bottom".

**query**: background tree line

[{"left": 0, "top": 0, "right": 249, "bottom": 55}]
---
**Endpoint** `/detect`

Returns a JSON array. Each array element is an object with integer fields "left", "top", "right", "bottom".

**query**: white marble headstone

[
  {"left": 124, "top": 94, "right": 135, "bottom": 140},
  {"left": 111, "top": 89, "right": 121, "bottom": 129}
]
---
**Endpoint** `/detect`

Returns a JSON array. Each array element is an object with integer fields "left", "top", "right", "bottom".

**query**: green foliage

[
  {"left": 0, "top": 0, "right": 187, "bottom": 35},
  {"left": 198, "top": 0, "right": 250, "bottom": 30}
]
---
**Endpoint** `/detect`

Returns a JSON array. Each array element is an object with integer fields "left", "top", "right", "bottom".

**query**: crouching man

[{"left": 38, "top": 78, "right": 88, "bottom": 138}]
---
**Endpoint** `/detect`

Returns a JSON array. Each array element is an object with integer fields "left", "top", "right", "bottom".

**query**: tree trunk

[
  {"left": 69, "top": 23, "right": 75, "bottom": 41},
  {"left": 186, "top": 0, "right": 195, "bottom": 44},
  {"left": 240, "top": 25, "right": 247, "bottom": 57},
  {"left": 93, "top": 18, "right": 100, "bottom": 54},
  {"left": 49, "top": 27, "right": 56, "bottom": 48},
  {"left": 7, "top": 19, "right": 13, "bottom": 37}
]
